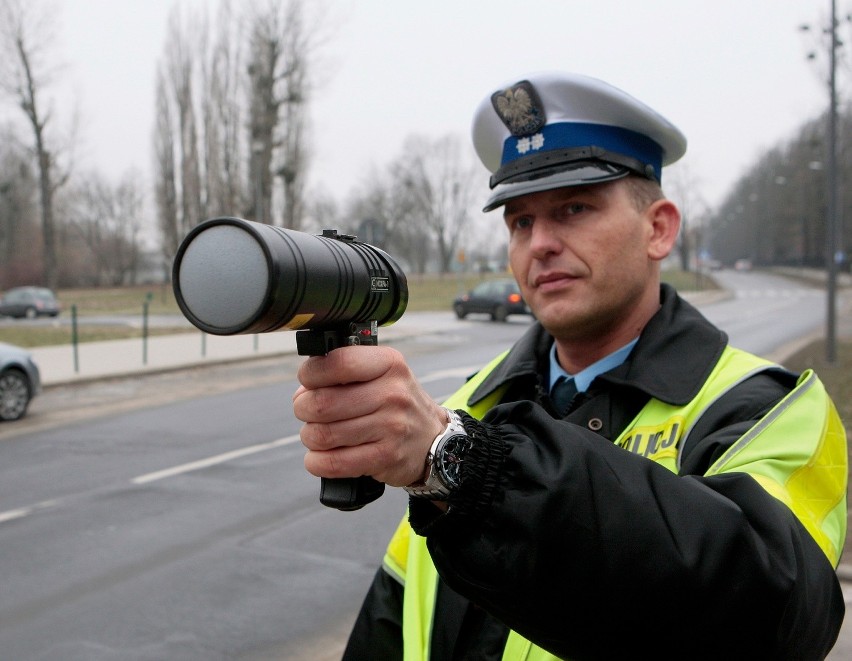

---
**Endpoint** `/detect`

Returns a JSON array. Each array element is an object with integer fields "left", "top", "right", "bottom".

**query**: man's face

[{"left": 503, "top": 179, "right": 661, "bottom": 343}]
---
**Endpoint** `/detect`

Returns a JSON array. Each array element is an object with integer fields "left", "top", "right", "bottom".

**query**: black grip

[
  {"left": 297, "top": 322, "right": 386, "bottom": 511},
  {"left": 320, "top": 476, "right": 386, "bottom": 511}
]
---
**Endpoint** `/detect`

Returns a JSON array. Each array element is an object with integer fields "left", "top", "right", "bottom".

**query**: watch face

[{"left": 436, "top": 434, "right": 472, "bottom": 488}]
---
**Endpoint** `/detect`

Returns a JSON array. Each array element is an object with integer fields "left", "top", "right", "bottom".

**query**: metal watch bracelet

[{"left": 403, "top": 407, "right": 467, "bottom": 499}]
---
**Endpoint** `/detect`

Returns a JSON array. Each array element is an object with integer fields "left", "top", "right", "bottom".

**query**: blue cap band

[{"left": 500, "top": 122, "right": 664, "bottom": 180}]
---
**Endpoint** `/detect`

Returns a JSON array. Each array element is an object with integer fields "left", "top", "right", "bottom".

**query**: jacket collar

[{"left": 467, "top": 284, "right": 727, "bottom": 407}]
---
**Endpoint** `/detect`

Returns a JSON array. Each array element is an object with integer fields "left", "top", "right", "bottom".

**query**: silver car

[{"left": 0, "top": 342, "right": 41, "bottom": 421}]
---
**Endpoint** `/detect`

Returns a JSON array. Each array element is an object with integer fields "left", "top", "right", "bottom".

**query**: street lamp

[
  {"left": 800, "top": 1, "right": 842, "bottom": 363},
  {"left": 825, "top": 0, "right": 840, "bottom": 364}
]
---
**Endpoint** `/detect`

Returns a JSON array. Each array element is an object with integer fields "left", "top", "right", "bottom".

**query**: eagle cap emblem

[{"left": 491, "top": 80, "right": 546, "bottom": 137}]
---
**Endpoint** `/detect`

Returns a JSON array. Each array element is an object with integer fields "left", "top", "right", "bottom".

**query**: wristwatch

[{"left": 404, "top": 408, "right": 471, "bottom": 499}]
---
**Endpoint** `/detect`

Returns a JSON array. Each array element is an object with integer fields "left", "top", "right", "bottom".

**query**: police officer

[{"left": 293, "top": 72, "right": 847, "bottom": 659}]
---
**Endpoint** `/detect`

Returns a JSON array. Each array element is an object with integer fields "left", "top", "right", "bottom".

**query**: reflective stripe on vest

[{"left": 384, "top": 346, "right": 848, "bottom": 661}]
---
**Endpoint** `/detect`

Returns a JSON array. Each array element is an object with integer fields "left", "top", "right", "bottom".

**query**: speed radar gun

[{"left": 172, "top": 216, "right": 408, "bottom": 511}]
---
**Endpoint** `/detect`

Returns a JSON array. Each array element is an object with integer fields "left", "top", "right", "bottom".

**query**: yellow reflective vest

[{"left": 382, "top": 346, "right": 848, "bottom": 661}]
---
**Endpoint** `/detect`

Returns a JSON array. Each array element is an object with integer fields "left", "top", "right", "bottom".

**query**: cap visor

[{"left": 483, "top": 163, "right": 630, "bottom": 212}]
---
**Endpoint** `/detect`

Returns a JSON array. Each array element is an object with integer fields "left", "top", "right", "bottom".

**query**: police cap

[{"left": 472, "top": 72, "right": 687, "bottom": 212}]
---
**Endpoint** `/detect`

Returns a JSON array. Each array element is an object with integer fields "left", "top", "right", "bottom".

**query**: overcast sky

[{"left": 45, "top": 0, "right": 843, "bottom": 216}]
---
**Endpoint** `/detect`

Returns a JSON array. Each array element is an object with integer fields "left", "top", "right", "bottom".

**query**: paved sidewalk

[
  {"left": 33, "top": 329, "right": 296, "bottom": 386},
  {"left": 30, "top": 311, "right": 453, "bottom": 387}
]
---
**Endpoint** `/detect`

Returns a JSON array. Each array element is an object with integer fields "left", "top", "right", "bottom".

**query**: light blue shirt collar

[{"left": 549, "top": 338, "right": 639, "bottom": 394}]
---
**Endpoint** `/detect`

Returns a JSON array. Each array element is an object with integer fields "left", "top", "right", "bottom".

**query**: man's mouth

[{"left": 534, "top": 272, "right": 576, "bottom": 290}]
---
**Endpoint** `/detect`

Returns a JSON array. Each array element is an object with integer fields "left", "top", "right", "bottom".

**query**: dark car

[
  {"left": 0, "top": 286, "right": 61, "bottom": 319},
  {"left": 453, "top": 279, "right": 532, "bottom": 322},
  {"left": 0, "top": 342, "right": 41, "bottom": 421}
]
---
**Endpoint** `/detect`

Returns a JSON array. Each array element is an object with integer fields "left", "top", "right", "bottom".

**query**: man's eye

[
  {"left": 565, "top": 203, "right": 588, "bottom": 216},
  {"left": 514, "top": 216, "right": 533, "bottom": 230}
]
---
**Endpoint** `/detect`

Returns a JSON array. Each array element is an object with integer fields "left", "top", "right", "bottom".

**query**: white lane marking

[
  {"left": 0, "top": 367, "right": 475, "bottom": 525},
  {"left": 131, "top": 368, "right": 476, "bottom": 487},
  {"left": 0, "top": 500, "right": 60, "bottom": 524},
  {"left": 131, "top": 387, "right": 466, "bottom": 488},
  {"left": 0, "top": 508, "right": 32, "bottom": 524},
  {"left": 131, "top": 434, "right": 302, "bottom": 485}
]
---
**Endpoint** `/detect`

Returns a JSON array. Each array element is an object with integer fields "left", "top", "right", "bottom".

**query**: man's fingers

[
  {"left": 293, "top": 379, "right": 388, "bottom": 425},
  {"left": 297, "top": 345, "right": 396, "bottom": 389}
]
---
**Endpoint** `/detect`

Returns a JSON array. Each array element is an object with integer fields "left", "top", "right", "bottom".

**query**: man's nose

[{"left": 529, "top": 218, "right": 562, "bottom": 258}]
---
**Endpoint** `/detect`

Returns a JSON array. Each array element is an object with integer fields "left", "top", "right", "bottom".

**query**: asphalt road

[
  {"left": 1, "top": 272, "right": 849, "bottom": 659},
  {"left": 0, "top": 318, "right": 533, "bottom": 660},
  {"left": 701, "top": 269, "right": 828, "bottom": 359}
]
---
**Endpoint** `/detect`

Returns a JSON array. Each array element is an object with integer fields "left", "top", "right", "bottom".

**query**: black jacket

[{"left": 344, "top": 285, "right": 845, "bottom": 660}]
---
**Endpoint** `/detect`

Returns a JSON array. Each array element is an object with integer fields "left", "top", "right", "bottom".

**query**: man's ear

[{"left": 645, "top": 199, "right": 681, "bottom": 261}]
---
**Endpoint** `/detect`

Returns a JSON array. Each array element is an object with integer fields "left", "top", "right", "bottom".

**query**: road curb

[{"left": 39, "top": 349, "right": 297, "bottom": 390}]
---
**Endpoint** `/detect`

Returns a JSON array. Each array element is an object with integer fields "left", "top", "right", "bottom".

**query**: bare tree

[
  {"left": 104, "top": 174, "right": 145, "bottom": 285},
  {"left": 305, "top": 186, "right": 340, "bottom": 235},
  {"left": 154, "top": 70, "right": 181, "bottom": 260},
  {"left": 199, "top": 0, "right": 246, "bottom": 218},
  {"left": 341, "top": 164, "right": 428, "bottom": 273},
  {"left": 664, "top": 162, "right": 710, "bottom": 271},
  {"left": 246, "top": 6, "right": 282, "bottom": 225},
  {"left": 153, "top": 0, "right": 320, "bottom": 263},
  {"left": 386, "top": 176, "right": 432, "bottom": 274},
  {"left": 0, "top": 0, "right": 69, "bottom": 289},
  {"left": 391, "top": 134, "right": 480, "bottom": 273},
  {"left": 168, "top": 10, "right": 203, "bottom": 235},
  {"left": 153, "top": 4, "right": 207, "bottom": 266},
  {"left": 246, "top": 0, "right": 316, "bottom": 229},
  {"left": 0, "top": 126, "right": 40, "bottom": 286},
  {"left": 67, "top": 172, "right": 145, "bottom": 286},
  {"left": 275, "top": 0, "right": 310, "bottom": 231}
]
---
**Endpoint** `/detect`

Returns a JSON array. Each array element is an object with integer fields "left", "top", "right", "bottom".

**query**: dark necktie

[{"left": 551, "top": 376, "right": 578, "bottom": 416}]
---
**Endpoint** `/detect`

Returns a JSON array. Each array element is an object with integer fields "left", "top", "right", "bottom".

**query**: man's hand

[{"left": 293, "top": 346, "right": 447, "bottom": 488}]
